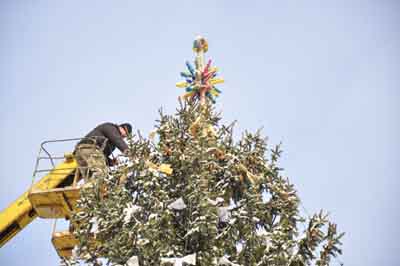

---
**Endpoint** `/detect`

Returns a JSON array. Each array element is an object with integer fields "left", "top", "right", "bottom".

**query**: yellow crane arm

[{"left": 0, "top": 159, "right": 77, "bottom": 247}]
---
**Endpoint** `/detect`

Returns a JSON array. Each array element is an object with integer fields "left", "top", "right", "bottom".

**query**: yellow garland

[
  {"left": 145, "top": 161, "right": 173, "bottom": 175},
  {"left": 189, "top": 116, "right": 216, "bottom": 139},
  {"left": 189, "top": 116, "right": 202, "bottom": 137},
  {"left": 237, "top": 164, "right": 260, "bottom": 184},
  {"left": 159, "top": 164, "right": 173, "bottom": 175}
]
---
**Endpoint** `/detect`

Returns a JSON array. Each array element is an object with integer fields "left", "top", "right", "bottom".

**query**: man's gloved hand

[
  {"left": 109, "top": 158, "right": 118, "bottom": 166},
  {"left": 122, "top": 149, "right": 130, "bottom": 157}
]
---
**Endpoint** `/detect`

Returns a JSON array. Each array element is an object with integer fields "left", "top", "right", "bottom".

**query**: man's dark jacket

[{"left": 77, "top": 122, "right": 128, "bottom": 165}]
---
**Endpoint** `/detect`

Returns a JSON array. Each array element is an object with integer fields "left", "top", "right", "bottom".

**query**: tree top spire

[{"left": 176, "top": 36, "right": 224, "bottom": 105}]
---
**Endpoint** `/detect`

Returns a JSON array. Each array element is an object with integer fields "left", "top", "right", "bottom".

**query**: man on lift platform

[{"left": 74, "top": 122, "right": 132, "bottom": 180}]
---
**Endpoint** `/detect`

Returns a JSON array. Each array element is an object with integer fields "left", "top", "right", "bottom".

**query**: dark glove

[{"left": 108, "top": 158, "right": 118, "bottom": 166}]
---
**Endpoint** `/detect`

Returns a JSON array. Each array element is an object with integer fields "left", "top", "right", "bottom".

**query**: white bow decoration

[
  {"left": 218, "top": 256, "right": 242, "bottom": 266},
  {"left": 161, "top": 253, "right": 196, "bottom": 266},
  {"left": 168, "top": 197, "right": 187, "bottom": 210}
]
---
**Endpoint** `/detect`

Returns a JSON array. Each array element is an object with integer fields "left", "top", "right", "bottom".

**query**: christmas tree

[{"left": 66, "top": 37, "right": 343, "bottom": 266}]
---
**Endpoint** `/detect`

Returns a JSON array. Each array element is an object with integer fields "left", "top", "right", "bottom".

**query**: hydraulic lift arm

[{"left": 0, "top": 158, "right": 77, "bottom": 247}]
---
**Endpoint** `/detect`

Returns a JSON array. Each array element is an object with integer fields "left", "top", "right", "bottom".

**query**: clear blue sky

[{"left": 1, "top": 1, "right": 399, "bottom": 265}]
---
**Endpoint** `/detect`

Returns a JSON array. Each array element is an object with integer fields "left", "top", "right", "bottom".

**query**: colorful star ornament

[{"left": 176, "top": 36, "right": 224, "bottom": 105}]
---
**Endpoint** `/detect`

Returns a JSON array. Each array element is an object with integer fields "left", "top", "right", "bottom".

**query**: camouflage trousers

[{"left": 74, "top": 144, "right": 108, "bottom": 180}]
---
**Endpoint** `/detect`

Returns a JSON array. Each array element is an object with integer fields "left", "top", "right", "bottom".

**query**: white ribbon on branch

[{"left": 161, "top": 253, "right": 196, "bottom": 266}]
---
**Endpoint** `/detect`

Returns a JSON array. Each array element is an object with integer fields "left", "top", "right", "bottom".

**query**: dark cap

[{"left": 119, "top": 123, "right": 132, "bottom": 134}]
